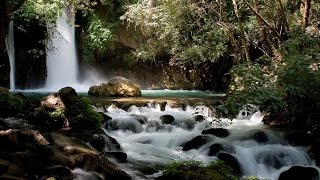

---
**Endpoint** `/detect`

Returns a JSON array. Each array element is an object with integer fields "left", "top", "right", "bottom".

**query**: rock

[
  {"left": 104, "top": 152, "right": 127, "bottom": 163},
  {"left": 202, "top": 128, "right": 230, "bottom": 138},
  {"left": 253, "top": 131, "right": 268, "bottom": 143},
  {"left": 58, "top": 87, "right": 77, "bottom": 98},
  {"left": 160, "top": 115, "right": 175, "bottom": 124},
  {"left": 99, "top": 112, "right": 112, "bottom": 123},
  {"left": 194, "top": 115, "right": 206, "bottom": 122},
  {"left": 89, "top": 132, "right": 122, "bottom": 152},
  {"left": 217, "top": 153, "right": 241, "bottom": 175},
  {"left": 33, "top": 87, "right": 102, "bottom": 130},
  {"left": 285, "top": 131, "right": 314, "bottom": 146},
  {"left": 0, "top": 159, "right": 24, "bottom": 178},
  {"left": 88, "top": 76, "right": 141, "bottom": 97},
  {"left": 278, "top": 166, "right": 319, "bottom": 180},
  {"left": 182, "top": 135, "right": 208, "bottom": 151},
  {"left": 41, "top": 166, "right": 73, "bottom": 179},
  {"left": 89, "top": 134, "right": 106, "bottom": 152},
  {"left": 208, "top": 143, "right": 223, "bottom": 156},
  {"left": 50, "top": 132, "right": 130, "bottom": 179}
]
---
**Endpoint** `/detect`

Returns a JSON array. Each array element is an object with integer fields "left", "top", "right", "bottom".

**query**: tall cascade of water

[
  {"left": 45, "top": 9, "right": 79, "bottom": 91},
  {"left": 5, "top": 21, "right": 16, "bottom": 90}
]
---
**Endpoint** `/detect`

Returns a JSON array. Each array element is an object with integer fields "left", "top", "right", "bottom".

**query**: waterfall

[
  {"left": 45, "top": 9, "right": 79, "bottom": 91},
  {"left": 5, "top": 21, "right": 16, "bottom": 90}
]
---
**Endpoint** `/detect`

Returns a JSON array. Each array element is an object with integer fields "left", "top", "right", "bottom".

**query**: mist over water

[{"left": 98, "top": 103, "right": 319, "bottom": 180}]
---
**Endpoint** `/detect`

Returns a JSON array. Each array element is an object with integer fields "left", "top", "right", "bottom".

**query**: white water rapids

[{"left": 97, "top": 103, "right": 319, "bottom": 180}]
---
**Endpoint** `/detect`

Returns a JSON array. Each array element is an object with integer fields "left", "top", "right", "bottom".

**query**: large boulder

[
  {"left": 88, "top": 77, "right": 141, "bottom": 97},
  {"left": 31, "top": 87, "right": 102, "bottom": 129},
  {"left": 278, "top": 166, "right": 319, "bottom": 180}
]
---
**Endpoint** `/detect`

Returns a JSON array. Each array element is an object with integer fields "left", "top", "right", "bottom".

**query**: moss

[
  {"left": 0, "top": 87, "right": 29, "bottom": 117},
  {"left": 64, "top": 96, "right": 103, "bottom": 129},
  {"left": 159, "top": 160, "right": 237, "bottom": 180}
]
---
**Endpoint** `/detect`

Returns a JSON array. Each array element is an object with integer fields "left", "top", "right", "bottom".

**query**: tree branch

[{"left": 243, "top": 0, "right": 283, "bottom": 41}]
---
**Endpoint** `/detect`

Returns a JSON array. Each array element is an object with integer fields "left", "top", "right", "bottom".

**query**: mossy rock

[
  {"left": 0, "top": 87, "right": 29, "bottom": 118},
  {"left": 32, "top": 87, "right": 103, "bottom": 130},
  {"left": 88, "top": 76, "right": 141, "bottom": 97},
  {"left": 158, "top": 160, "right": 238, "bottom": 180}
]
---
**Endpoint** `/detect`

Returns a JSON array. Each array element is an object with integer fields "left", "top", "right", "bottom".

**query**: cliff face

[
  {"left": 91, "top": 57, "right": 233, "bottom": 91},
  {"left": 14, "top": 20, "right": 47, "bottom": 89},
  {"left": 0, "top": 0, "right": 10, "bottom": 88}
]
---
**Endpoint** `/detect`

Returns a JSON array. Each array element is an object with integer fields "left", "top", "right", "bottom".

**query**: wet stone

[
  {"left": 182, "top": 135, "right": 208, "bottom": 151},
  {"left": 202, "top": 128, "right": 230, "bottom": 138}
]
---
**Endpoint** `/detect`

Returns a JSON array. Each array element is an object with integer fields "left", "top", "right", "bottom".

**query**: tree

[
  {"left": 301, "top": 0, "right": 311, "bottom": 27},
  {"left": 232, "top": 0, "right": 250, "bottom": 62}
]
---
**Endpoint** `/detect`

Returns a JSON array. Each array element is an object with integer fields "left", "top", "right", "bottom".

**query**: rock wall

[
  {"left": 94, "top": 57, "right": 233, "bottom": 92},
  {"left": 14, "top": 20, "right": 47, "bottom": 89},
  {"left": 0, "top": 0, "right": 10, "bottom": 88}
]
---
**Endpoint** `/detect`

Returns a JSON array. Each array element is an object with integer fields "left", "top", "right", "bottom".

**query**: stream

[{"left": 95, "top": 100, "right": 318, "bottom": 180}]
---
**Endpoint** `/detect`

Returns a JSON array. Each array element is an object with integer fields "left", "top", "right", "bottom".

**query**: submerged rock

[
  {"left": 202, "top": 128, "right": 230, "bottom": 138},
  {"left": 278, "top": 166, "right": 319, "bottom": 180},
  {"left": 194, "top": 115, "right": 206, "bottom": 122},
  {"left": 88, "top": 76, "right": 141, "bottom": 97},
  {"left": 253, "top": 131, "right": 268, "bottom": 143},
  {"left": 160, "top": 115, "right": 175, "bottom": 124},
  {"left": 182, "top": 135, "right": 208, "bottom": 151},
  {"left": 208, "top": 143, "right": 234, "bottom": 156},
  {"left": 217, "top": 153, "right": 241, "bottom": 175}
]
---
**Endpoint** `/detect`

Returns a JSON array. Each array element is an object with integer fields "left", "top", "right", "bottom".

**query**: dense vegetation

[{"left": 2, "top": 0, "right": 320, "bottom": 126}]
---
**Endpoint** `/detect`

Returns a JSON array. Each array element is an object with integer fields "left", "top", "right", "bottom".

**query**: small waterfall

[
  {"left": 100, "top": 103, "right": 319, "bottom": 180},
  {"left": 5, "top": 20, "right": 16, "bottom": 90},
  {"left": 45, "top": 9, "right": 79, "bottom": 91}
]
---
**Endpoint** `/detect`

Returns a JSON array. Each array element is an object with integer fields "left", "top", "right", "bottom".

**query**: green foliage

[
  {"left": 161, "top": 160, "right": 266, "bottom": 180},
  {"left": 12, "top": 0, "right": 64, "bottom": 25},
  {"left": 221, "top": 62, "right": 285, "bottom": 117},
  {"left": 223, "top": 32, "right": 320, "bottom": 118},
  {"left": 278, "top": 33, "right": 320, "bottom": 99},
  {"left": 121, "top": 0, "right": 229, "bottom": 63},
  {"left": 65, "top": 96, "right": 103, "bottom": 129},
  {"left": 81, "top": 14, "right": 117, "bottom": 63}
]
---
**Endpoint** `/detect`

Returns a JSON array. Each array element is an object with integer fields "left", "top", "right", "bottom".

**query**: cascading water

[
  {"left": 45, "top": 9, "right": 79, "bottom": 91},
  {"left": 5, "top": 20, "right": 16, "bottom": 90},
  {"left": 40, "top": 9, "right": 105, "bottom": 92},
  {"left": 97, "top": 103, "right": 320, "bottom": 180}
]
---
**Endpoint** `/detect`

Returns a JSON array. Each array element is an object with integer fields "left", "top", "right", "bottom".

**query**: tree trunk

[
  {"left": 252, "top": 0, "right": 272, "bottom": 56},
  {"left": 218, "top": 0, "right": 245, "bottom": 63},
  {"left": 232, "top": 0, "right": 250, "bottom": 62},
  {"left": 276, "top": 0, "right": 290, "bottom": 33},
  {"left": 243, "top": 0, "right": 282, "bottom": 41},
  {"left": 0, "top": 0, "right": 10, "bottom": 87},
  {"left": 301, "top": 0, "right": 311, "bottom": 28}
]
